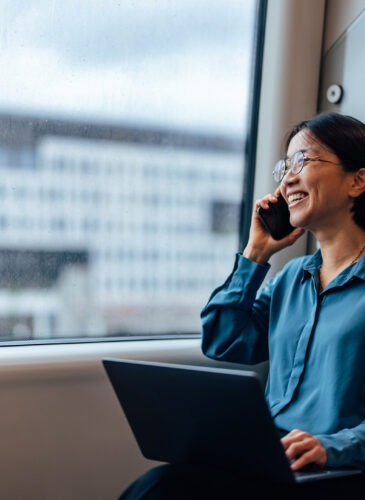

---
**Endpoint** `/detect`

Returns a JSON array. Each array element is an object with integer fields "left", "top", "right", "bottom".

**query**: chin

[
  {"left": 289, "top": 207, "right": 311, "bottom": 229},
  {"left": 290, "top": 216, "right": 308, "bottom": 230},
  {"left": 289, "top": 215, "right": 300, "bottom": 226}
]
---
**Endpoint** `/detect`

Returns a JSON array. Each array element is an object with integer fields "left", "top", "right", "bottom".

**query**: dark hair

[{"left": 285, "top": 111, "right": 365, "bottom": 230}]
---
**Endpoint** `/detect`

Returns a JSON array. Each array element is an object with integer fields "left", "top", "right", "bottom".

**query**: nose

[{"left": 280, "top": 168, "right": 297, "bottom": 186}]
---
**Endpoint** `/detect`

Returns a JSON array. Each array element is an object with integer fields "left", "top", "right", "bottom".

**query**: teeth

[{"left": 288, "top": 193, "right": 306, "bottom": 204}]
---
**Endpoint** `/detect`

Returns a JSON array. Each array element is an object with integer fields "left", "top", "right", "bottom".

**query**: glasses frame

[{"left": 273, "top": 150, "right": 340, "bottom": 182}]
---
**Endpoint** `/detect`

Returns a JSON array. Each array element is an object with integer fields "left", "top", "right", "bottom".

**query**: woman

[{"left": 120, "top": 112, "right": 365, "bottom": 498}]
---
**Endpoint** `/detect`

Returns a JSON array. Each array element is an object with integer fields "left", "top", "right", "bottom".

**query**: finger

[
  {"left": 284, "top": 437, "right": 313, "bottom": 459},
  {"left": 255, "top": 194, "right": 277, "bottom": 210},
  {"left": 290, "top": 453, "right": 314, "bottom": 471},
  {"left": 283, "top": 433, "right": 327, "bottom": 470},
  {"left": 290, "top": 446, "right": 325, "bottom": 471},
  {"left": 274, "top": 186, "right": 282, "bottom": 196},
  {"left": 281, "top": 429, "right": 308, "bottom": 449},
  {"left": 281, "top": 227, "right": 305, "bottom": 245}
]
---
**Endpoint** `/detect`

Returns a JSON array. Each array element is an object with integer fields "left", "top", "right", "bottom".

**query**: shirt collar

[
  {"left": 303, "top": 249, "right": 322, "bottom": 275},
  {"left": 302, "top": 249, "right": 365, "bottom": 284}
]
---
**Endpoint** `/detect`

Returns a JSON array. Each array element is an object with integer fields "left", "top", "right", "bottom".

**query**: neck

[
  {"left": 320, "top": 241, "right": 365, "bottom": 269},
  {"left": 350, "top": 244, "right": 365, "bottom": 265},
  {"left": 315, "top": 224, "right": 365, "bottom": 265},
  {"left": 318, "top": 240, "right": 365, "bottom": 293}
]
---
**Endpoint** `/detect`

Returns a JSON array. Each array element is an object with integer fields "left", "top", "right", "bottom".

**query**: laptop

[{"left": 102, "top": 358, "right": 363, "bottom": 484}]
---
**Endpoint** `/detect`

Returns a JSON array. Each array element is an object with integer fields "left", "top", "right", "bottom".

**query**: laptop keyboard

[
  {"left": 295, "top": 468, "right": 333, "bottom": 479},
  {"left": 294, "top": 465, "right": 362, "bottom": 483}
]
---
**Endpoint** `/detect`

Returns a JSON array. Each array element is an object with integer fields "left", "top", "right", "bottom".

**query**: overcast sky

[{"left": 0, "top": 0, "right": 255, "bottom": 136}]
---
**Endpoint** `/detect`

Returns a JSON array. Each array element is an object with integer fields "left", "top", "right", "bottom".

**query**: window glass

[{"left": 0, "top": 0, "right": 257, "bottom": 340}]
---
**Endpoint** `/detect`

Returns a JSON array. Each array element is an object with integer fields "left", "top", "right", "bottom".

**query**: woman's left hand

[{"left": 281, "top": 429, "right": 327, "bottom": 470}]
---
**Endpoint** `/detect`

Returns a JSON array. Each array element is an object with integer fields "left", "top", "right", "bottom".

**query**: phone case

[{"left": 257, "top": 195, "right": 295, "bottom": 240}]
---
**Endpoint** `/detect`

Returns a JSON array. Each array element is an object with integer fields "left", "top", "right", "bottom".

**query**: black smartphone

[{"left": 257, "top": 194, "right": 295, "bottom": 240}]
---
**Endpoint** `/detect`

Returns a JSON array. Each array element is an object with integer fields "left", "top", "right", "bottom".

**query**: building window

[
  {"left": 211, "top": 201, "right": 242, "bottom": 234},
  {"left": 0, "top": 0, "right": 259, "bottom": 341}
]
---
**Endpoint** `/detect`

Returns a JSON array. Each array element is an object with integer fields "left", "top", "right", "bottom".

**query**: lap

[{"left": 119, "top": 463, "right": 365, "bottom": 500}]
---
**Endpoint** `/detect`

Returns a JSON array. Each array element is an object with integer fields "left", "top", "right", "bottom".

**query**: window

[
  {"left": 0, "top": 0, "right": 260, "bottom": 341},
  {"left": 211, "top": 201, "right": 241, "bottom": 234}
]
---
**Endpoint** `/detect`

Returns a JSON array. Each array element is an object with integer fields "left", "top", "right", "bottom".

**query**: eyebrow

[{"left": 284, "top": 148, "right": 309, "bottom": 160}]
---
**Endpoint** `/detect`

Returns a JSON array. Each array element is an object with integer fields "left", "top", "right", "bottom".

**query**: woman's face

[{"left": 279, "top": 129, "right": 356, "bottom": 234}]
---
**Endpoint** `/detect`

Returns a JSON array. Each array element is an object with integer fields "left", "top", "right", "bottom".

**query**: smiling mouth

[{"left": 287, "top": 192, "right": 308, "bottom": 207}]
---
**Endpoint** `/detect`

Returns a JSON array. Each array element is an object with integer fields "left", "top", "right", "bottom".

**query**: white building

[{"left": 0, "top": 114, "right": 244, "bottom": 338}]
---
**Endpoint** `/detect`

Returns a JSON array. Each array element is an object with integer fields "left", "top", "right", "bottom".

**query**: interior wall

[
  {"left": 0, "top": 339, "right": 267, "bottom": 500},
  {"left": 323, "top": 0, "right": 365, "bottom": 52},
  {"left": 319, "top": 5, "right": 365, "bottom": 123}
]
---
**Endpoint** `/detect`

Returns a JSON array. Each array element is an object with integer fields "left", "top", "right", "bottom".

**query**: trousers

[{"left": 119, "top": 463, "right": 365, "bottom": 500}]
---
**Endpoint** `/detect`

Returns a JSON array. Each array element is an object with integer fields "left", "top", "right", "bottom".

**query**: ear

[{"left": 349, "top": 168, "right": 365, "bottom": 198}]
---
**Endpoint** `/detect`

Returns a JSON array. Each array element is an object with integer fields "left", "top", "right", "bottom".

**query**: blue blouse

[{"left": 201, "top": 251, "right": 365, "bottom": 470}]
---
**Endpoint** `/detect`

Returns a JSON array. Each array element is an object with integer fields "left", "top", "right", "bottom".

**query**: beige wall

[{"left": 323, "top": 0, "right": 365, "bottom": 52}]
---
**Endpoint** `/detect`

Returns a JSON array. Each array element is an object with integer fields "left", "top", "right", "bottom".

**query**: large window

[{"left": 0, "top": 0, "right": 258, "bottom": 341}]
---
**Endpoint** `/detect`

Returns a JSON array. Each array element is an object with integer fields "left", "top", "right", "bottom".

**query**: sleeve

[
  {"left": 200, "top": 252, "right": 273, "bottom": 365},
  {"left": 318, "top": 426, "right": 365, "bottom": 471}
]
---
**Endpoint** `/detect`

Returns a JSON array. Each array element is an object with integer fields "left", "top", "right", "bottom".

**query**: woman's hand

[
  {"left": 243, "top": 190, "right": 305, "bottom": 264},
  {"left": 281, "top": 429, "right": 327, "bottom": 471}
]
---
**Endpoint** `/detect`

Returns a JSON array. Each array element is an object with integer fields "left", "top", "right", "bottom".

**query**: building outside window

[{"left": 0, "top": 0, "right": 258, "bottom": 341}]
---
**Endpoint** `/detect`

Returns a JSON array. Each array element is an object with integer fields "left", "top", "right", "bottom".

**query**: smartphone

[{"left": 257, "top": 194, "right": 295, "bottom": 240}]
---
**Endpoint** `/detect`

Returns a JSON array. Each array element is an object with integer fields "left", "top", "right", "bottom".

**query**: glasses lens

[
  {"left": 291, "top": 151, "right": 305, "bottom": 174},
  {"left": 273, "top": 160, "right": 286, "bottom": 182}
]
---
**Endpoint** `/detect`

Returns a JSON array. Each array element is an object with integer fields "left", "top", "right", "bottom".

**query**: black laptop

[{"left": 102, "top": 358, "right": 362, "bottom": 484}]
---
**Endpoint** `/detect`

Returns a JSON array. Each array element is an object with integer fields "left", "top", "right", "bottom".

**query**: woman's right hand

[{"left": 243, "top": 191, "right": 305, "bottom": 265}]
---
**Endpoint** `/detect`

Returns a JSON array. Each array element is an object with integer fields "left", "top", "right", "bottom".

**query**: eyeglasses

[{"left": 273, "top": 150, "right": 340, "bottom": 182}]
